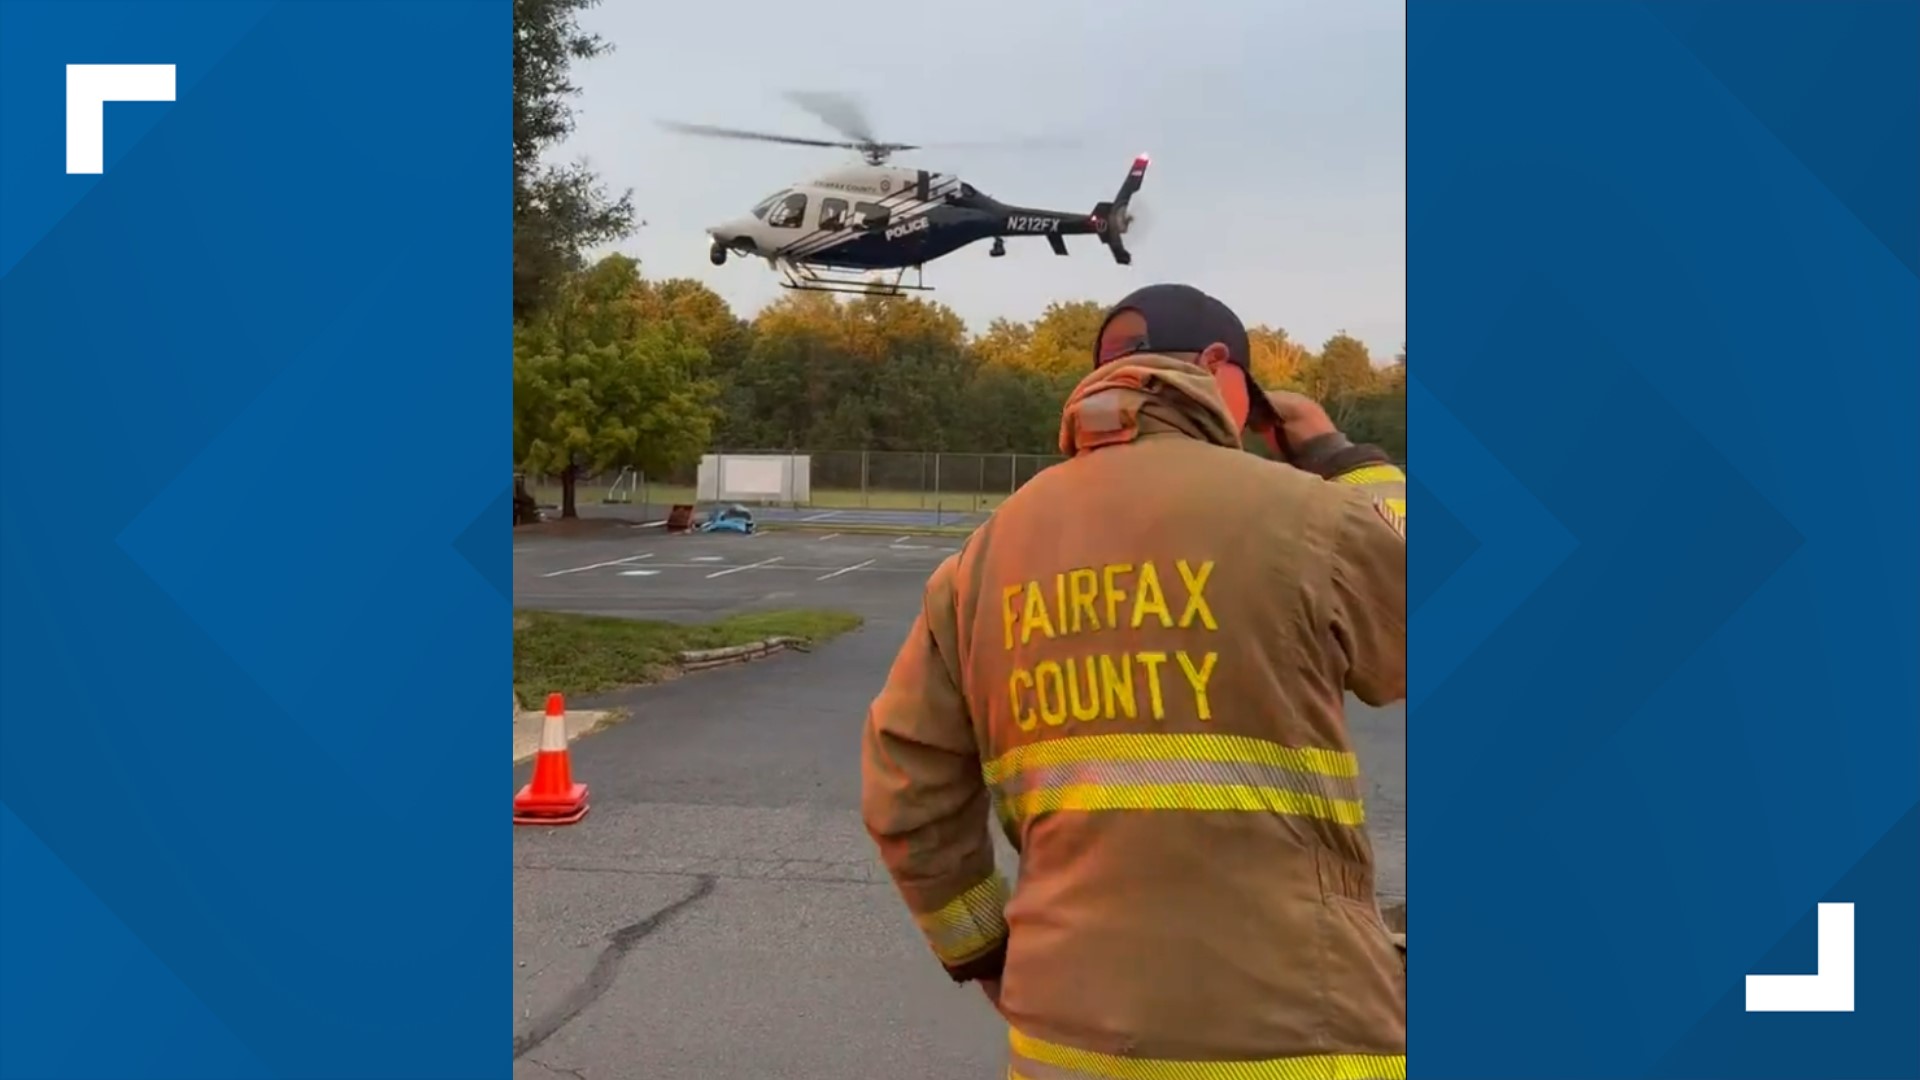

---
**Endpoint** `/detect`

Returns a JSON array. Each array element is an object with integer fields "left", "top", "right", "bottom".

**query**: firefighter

[{"left": 861, "top": 283, "right": 1406, "bottom": 1079}]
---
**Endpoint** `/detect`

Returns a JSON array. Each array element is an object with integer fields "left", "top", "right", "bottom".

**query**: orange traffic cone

[{"left": 514, "top": 693, "right": 590, "bottom": 825}]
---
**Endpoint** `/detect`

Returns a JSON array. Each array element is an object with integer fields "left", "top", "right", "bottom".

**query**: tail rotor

[{"left": 1092, "top": 153, "right": 1150, "bottom": 265}]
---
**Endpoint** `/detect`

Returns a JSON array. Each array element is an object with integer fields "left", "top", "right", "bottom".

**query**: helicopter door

[
  {"left": 819, "top": 198, "right": 850, "bottom": 231},
  {"left": 916, "top": 170, "right": 930, "bottom": 201},
  {"left": 846, "top": 201, "right": 890, "bottom": 233}
]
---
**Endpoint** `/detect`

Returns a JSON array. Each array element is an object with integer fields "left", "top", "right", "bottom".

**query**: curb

[
  {"left": 510, "top": 707, "right": 627, "bottom": 766},
  {"left": 677, "top": 636, "right": 808, "bottom": 672}
]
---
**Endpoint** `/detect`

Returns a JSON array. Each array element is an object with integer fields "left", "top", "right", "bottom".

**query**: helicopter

[{"left": 662, "top": 93, "right": 1148, "bottom": 297}]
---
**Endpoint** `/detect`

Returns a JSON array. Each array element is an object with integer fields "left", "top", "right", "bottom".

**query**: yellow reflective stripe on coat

[
  {"left": 1332, "top": 464, "right": 1406, "bottom": 539},
  {"left": 915, "top": 871, "right": 1010, "bottom": 966},
  {"left": 1333, "top": 464, "right": 1404, "bottom": 487},
  {"left": 984, "top": 733, "right": 1365, "bottom": 828},
  {"left": 1009, "top": 1027, "right": 1406, "bottom": 1080}
]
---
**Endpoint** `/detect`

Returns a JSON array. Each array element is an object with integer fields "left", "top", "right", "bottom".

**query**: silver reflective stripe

[
  {"left": 983, "top": 733, "right": 1368, "bottom": 828},
  {"left": 994, "top": 758, "right": 1362, "bottom": 808},
  {"left": 915, "top": 872, "right": 1009, "bottom": 965}
]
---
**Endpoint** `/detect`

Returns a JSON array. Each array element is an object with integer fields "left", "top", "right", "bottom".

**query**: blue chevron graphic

[
  {"left": 1408, "top": 474, "right": 1477, "bottom": 613},
  {"left": 1407, "top": 374, "right": 1577, "bottom": 707}
]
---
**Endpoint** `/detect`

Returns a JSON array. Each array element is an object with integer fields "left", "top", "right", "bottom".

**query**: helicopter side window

[
  {"left": 766, "top": 192, "right": 808, "bottom": 228},
  {"left": 818, "top": 198, "right": 849, "bottom": 231},
  {"left": 847, "top": 201, "right": 890, "bottom": 231}
]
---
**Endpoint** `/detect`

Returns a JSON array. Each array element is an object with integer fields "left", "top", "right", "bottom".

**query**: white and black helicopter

[{"left": 662, "top": 93, "right": 1148, "bottom": 296}]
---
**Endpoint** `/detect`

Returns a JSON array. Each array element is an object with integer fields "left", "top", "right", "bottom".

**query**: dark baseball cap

[
  {"left": 1094, "top": 283, "right": 1272, "bottom": 422},
  {"left": 1094, "top": 283, "right": 1250, "bottom": 370}
]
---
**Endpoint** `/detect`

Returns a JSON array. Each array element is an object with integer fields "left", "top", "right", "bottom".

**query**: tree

[
  {"left": 971, "top": 318, "right": 1035, "bottom": 370},
  {"left": 514, "top": 0, "right": 636, "bottom": 320},
  {"left": 513, "top": 256, "right": 718, "bottom": 516},
  {"left": 509, "top": 256, "right": 1404, "bottom": 478},
  {"left": 1018, "top": 300, "right": 1109, "bottom": 376},
  {"left": 1378, "top": 345, "right": 1406, "bottom": 393},
  {"left": 1248, "top": 325, "right": 1309, "bottom": 389},
  {"left": 1298, "top": 332, "right": 1381, "bottom": 429},
  {"left": 631, "top": 278, "right": 752, "bottom": 370}
]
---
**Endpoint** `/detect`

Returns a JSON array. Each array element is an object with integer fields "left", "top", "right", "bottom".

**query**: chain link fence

[
  {"left": 524, "top": 450, "right": 1406, "bottom": 514},
  {"left": 524, "top": 450, "right": 1070, "bottom": 512}
]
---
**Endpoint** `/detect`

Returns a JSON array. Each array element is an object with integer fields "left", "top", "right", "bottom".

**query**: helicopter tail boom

[{"left": 993, "top": 153, "right": 1150, "bottom": 263}]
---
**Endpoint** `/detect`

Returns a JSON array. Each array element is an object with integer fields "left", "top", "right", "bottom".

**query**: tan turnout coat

[{"left": 861, "top": 355, "right": 1408, "bottom": 1079}]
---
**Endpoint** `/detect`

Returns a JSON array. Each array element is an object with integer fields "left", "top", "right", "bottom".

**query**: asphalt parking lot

[
  {"left": 513, "top": 526, "right": 962, "bottom": 625},
  {"left": 511, "top": 522, "right": 1405, "bottom": 1079}
]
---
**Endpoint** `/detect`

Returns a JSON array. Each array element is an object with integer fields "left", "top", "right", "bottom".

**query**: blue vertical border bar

[
  {"left": 0, "top": 3, "right": 508, "bottom": 1078},
  {"left": 1410, "top": 2, "right": 1919, "bottom": 1078}
]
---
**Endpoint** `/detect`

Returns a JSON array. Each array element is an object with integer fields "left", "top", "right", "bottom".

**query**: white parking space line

[
  {"left": 817, "top": 533, "right": 840, "bottom": 541},
  {"left": 607, "top": 561, "right": 925, "bottom": 574},
  {"left": 706, "top": 556, "right": 783, "bottom": 579},
  {"left": 541, "top": 552, "right": 655, "bottom": 578},
  {"left": 817, "top": 559, "right": 875, "bottom": 581},
  {"left": 803, "top": 510, "right": 844, "bottom": 522}
]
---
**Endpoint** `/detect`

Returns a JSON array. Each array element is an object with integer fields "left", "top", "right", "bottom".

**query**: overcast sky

[{"left": 557, "top": 0, "right": 1405, "bottom": 358}]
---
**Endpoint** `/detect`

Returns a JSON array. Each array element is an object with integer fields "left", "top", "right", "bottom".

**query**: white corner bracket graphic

[
  {"left": 1745, "top": 902, "right": 1855, "bottom": 1013},
  {"left": 66, "top": 64, "right": 176, "bottom": 174}
]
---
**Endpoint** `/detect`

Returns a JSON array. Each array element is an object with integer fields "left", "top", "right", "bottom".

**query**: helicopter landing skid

[{"left": 778, "top": 261, "right": 932, "bottom": 297}]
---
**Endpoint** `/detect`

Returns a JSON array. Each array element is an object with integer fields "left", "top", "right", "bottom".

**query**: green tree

[
  {"left": 717, "top": 293, "right": 978, "bottom": 453},
  {"left": 514, "top": 257, "right": 718, "bottom": 515},
  {"left": 514, "top": 0, "right": 636, "bottom": 319},
  {"left": 1299, "top": 332, "right": 1381, "bottom": 428}
]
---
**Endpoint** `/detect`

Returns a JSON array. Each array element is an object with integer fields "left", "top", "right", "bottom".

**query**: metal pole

[
  {"left": 934, "top": 452, "right": 942, "bottom": 517},
  {"left": 862, "top": 450, "right": 870, "bottom": 508}
]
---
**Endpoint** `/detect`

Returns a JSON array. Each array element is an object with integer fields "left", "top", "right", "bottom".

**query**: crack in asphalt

[{"left": 512, "top": 874, "right": 718, "bottom": 1060}]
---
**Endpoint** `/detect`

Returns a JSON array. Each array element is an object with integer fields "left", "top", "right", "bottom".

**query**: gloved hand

[
  {"left": 1259, "top": 390, "right": 1339, "bottom": 454},
  {"left": 1249, "top": 389, "right": 1340, "bottom": 464}
]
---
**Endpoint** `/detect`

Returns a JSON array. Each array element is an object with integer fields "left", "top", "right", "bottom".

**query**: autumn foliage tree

[{"left": 513, "top": 255, "right": 1406, "bottom": 500}]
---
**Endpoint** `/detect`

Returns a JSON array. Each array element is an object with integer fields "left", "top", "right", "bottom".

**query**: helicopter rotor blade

[
  {"left": 781, "top": 90, "right": 879, "bottom": 146},
  {"left": 657, "top": 120, "right": 861, "bottom": 151}
]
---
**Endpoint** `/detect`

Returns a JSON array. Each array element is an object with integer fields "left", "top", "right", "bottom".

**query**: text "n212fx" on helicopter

[
  {"left": 1005, "top": 215, "right": 1060, "bottom": 234},
  {"left": 660, "top": 92, "right": 1147, "bottom": 297}
]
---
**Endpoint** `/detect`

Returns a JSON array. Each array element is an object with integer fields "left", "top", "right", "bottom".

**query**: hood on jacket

[{"left": 1058, "top": 354, "right": 1244, "bottom": 456}]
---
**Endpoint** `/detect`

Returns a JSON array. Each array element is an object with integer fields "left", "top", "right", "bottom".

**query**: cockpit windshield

[{"left": 750, "top": 191, "right": 789, "bottom": 220}]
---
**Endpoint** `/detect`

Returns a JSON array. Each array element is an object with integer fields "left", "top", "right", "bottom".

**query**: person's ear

[{"left": 1199, "top": 344, "right": 1251, "bottom": 430}]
